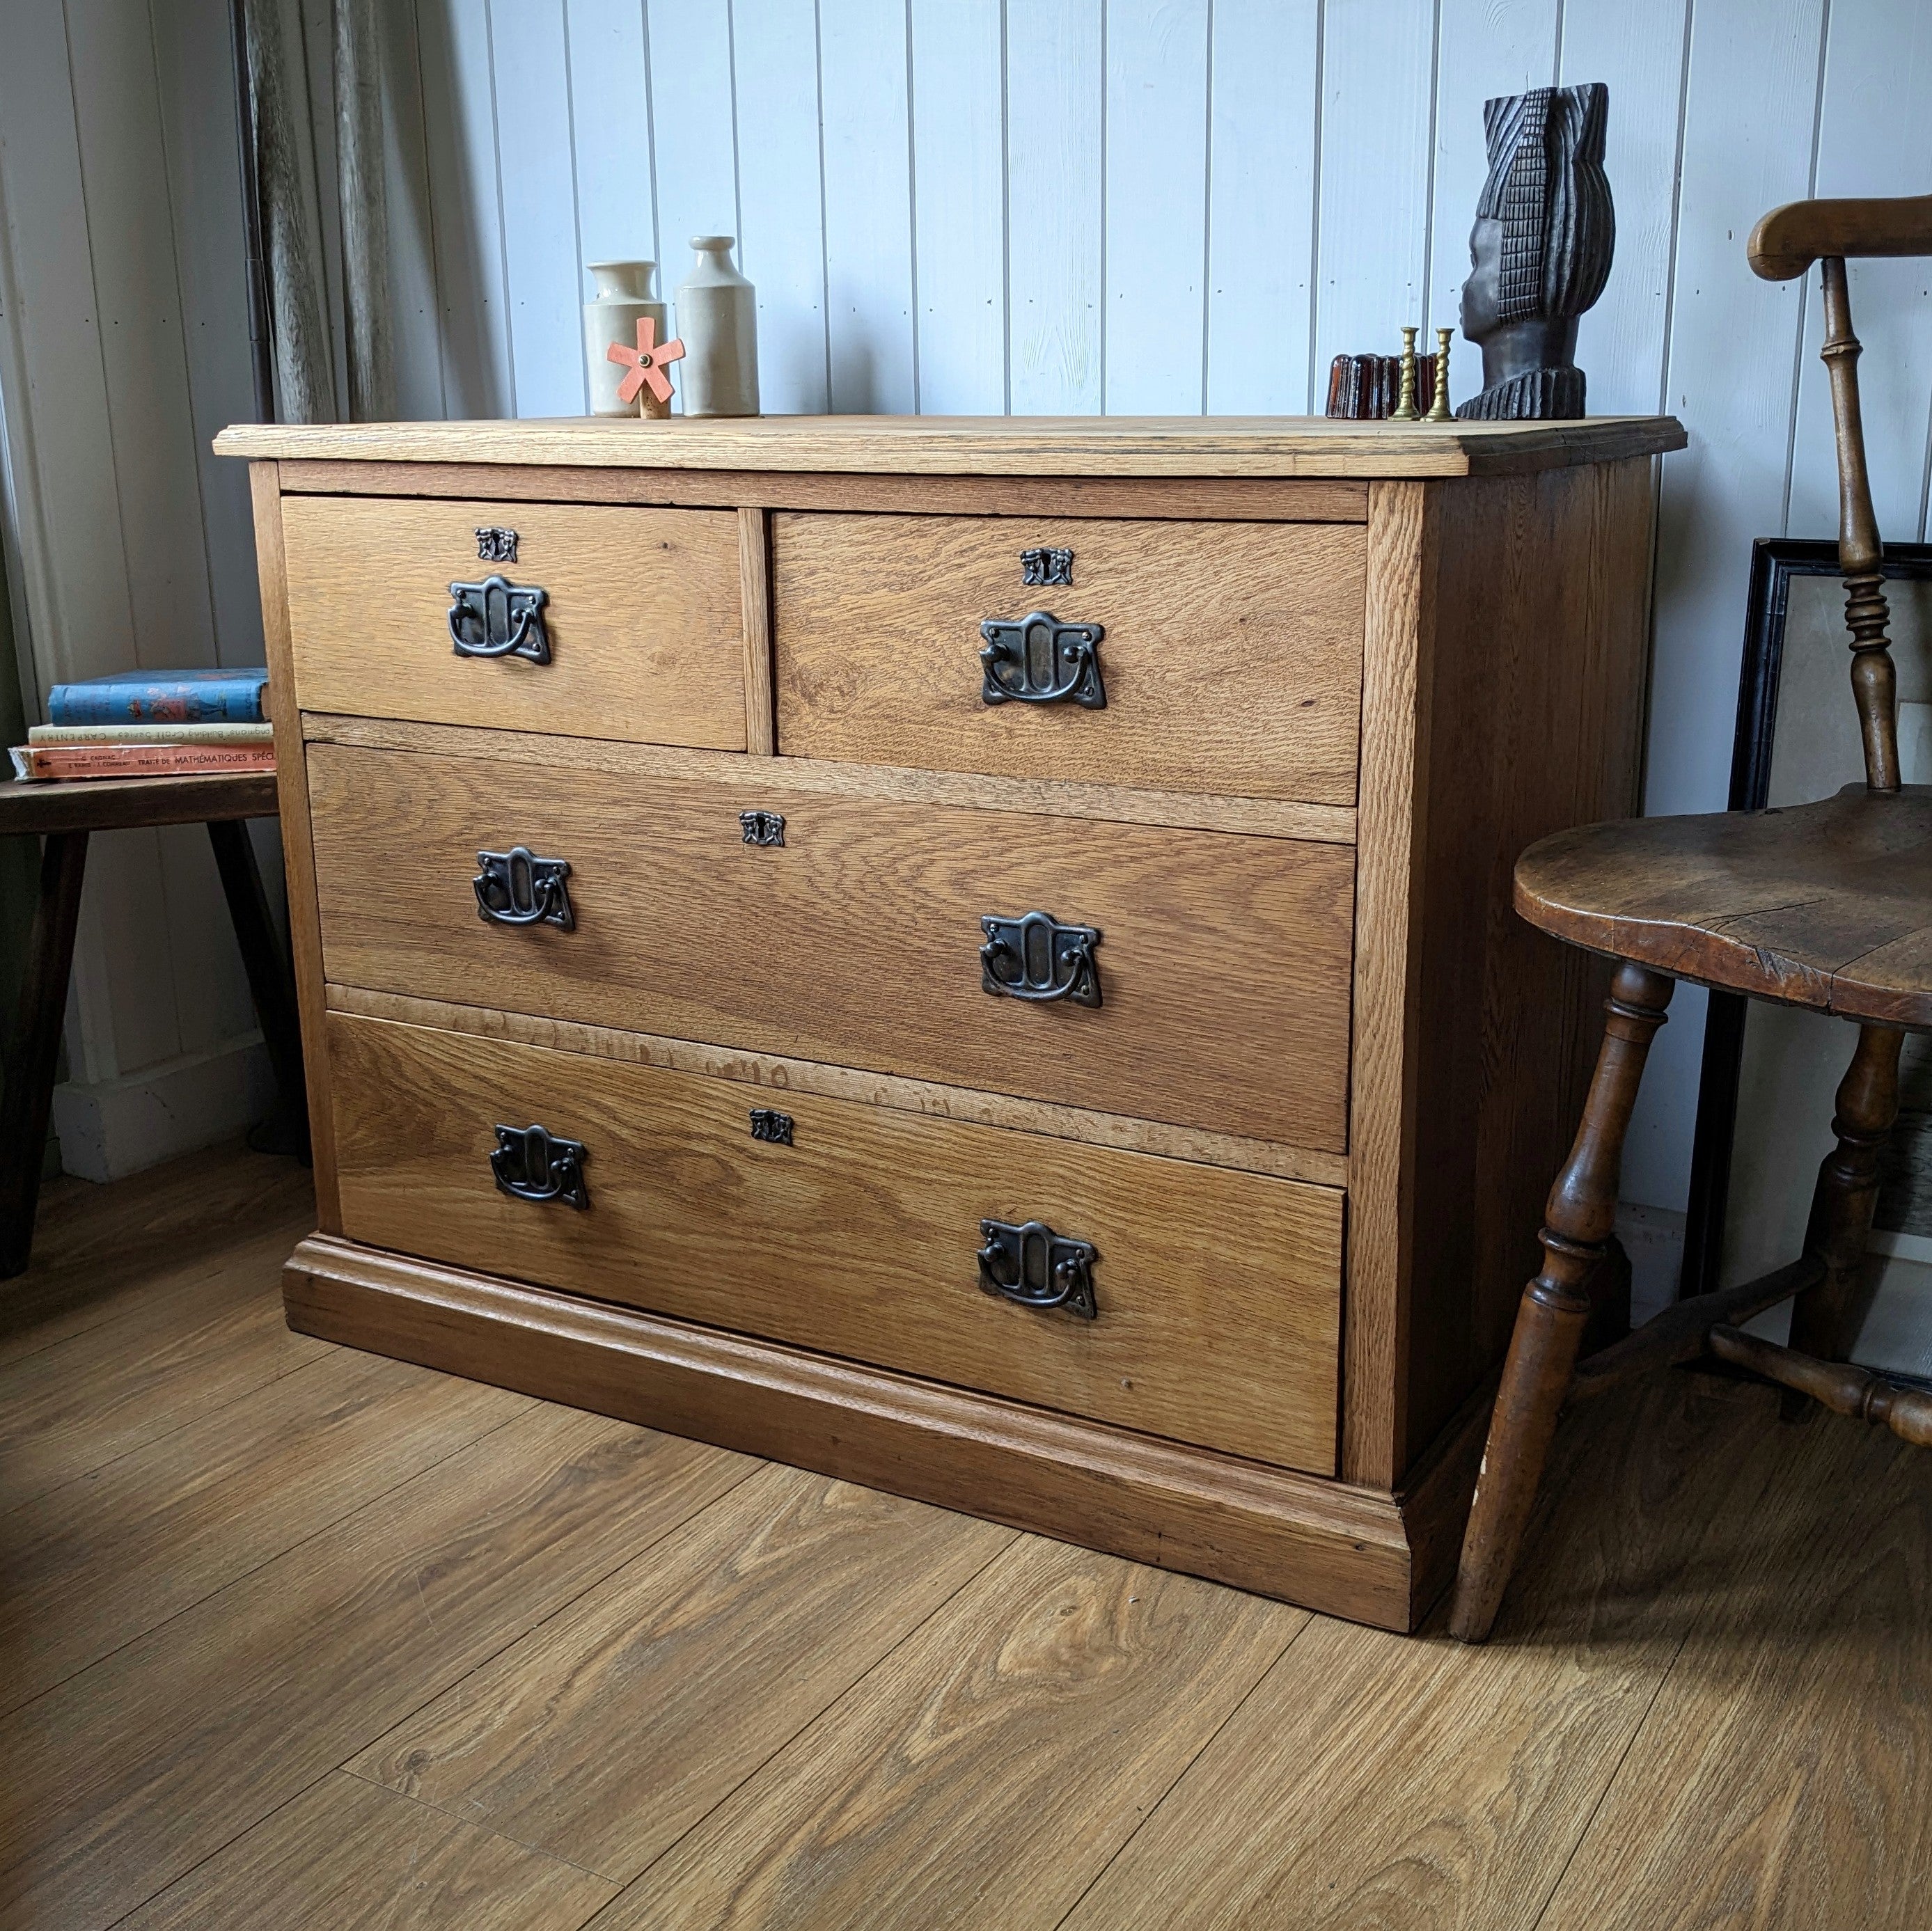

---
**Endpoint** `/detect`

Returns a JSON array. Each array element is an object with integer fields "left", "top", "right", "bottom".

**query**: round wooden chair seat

[{"left": 1514, "top": 782, "right": 1932, "bottom": 1029}]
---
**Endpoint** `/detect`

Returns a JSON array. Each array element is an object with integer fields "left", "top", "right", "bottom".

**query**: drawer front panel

[
  {"left": 309, "top": 742, "right": 1354, "bottom": 1151},
  {"left": 772, "top": 513, "right": 1365, "bottom": 802},
  {"left": 282, "top": 496, "right": 748, "bottom": 748},
  {"left": 328, "top": 1011, "right": 1343, "bottom": 1472}
]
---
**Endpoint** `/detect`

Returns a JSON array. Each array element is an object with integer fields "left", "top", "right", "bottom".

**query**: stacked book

[{"left": 10, "top": 670, "right": 274, "bottom": 782}]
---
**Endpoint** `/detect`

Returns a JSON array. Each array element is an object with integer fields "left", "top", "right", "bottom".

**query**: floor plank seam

[
  {"left": 0, "top": 1175, "right": 311, "bottom": 1364},
  {"left": 1525, "top": 1626, "right": 1688, "bottom": 1931},
  {"left": 0, "top": 1401, "right": 537, "bottom": 1726},
  {"left": 321, "top": 1455, "right": 776, "bottom": 1818},
  {"left": 4, "top": 1419, "right": 757, "bottom": 1919},
  {"left": 1046, "top": 1609, "right": 1322, "bottom": 1931},
  {"left": 0, "top": 1343, "right": 342, "bottom": 1524},
  {"left": 331, "top": 1765, "right": 622, "bottom": 1886},
  {"left": 94, "top": 1768, "right": 622, "bottom": 1931},
  {"left": 0, "top": 1254, "right": 297, "bottom": 1372},
  {"left": 1526, "top": 1383, "right": 1825, "bottom": 1927},
  {"left": 588, "top": 1524, "right": 1028, "bottom": 1909},
  {"left": 94, "top": 1763, "right": 347, "bottom": 1931}
]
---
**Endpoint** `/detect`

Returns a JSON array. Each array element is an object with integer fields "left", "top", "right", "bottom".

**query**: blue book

[{"left": 47, "top": 668, "right": 270, "bottom": 726}]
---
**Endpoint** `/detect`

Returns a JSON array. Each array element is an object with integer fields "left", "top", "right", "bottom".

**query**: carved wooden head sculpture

[{"left": 1456, "top": 81, "right": 1614, "bottom": 420}]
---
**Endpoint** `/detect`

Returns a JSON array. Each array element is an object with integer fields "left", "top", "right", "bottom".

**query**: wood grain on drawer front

[
  {"left": 281, "top": 495, "right": 747, "bottom": 748},
  {"left": 772, "top": 513, "right": 1365, "bottom": 801},
  {"left": 327, "top": 1012, "right": 1343, "bottom": 1472},
  {"left": 308, "top": 742, "right": 1354, "bottom": 1151}
]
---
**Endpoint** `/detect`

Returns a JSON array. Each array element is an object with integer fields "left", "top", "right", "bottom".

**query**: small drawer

[
  {"left": 771, "top": 512, "right": 1366, "bottom": 803},
  {"left": 307, "top": 741, "right": 1356, "bottom": 1151},
  {"left": 281, "top": 495, "right": 748, "bottom": 749},
  {"left": 327, "top": 1011, "right": 1344, "bottom": 1473}
]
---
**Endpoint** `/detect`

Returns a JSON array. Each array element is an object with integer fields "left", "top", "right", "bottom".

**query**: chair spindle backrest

[
  {"left": 1816, "top": 259, "right": 1898, "bottom": 793},
  {"left": 1748, "top": 194, "right": 1932, "bottom": 794}
]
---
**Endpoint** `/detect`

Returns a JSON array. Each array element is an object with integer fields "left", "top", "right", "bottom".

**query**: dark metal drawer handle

[
  {"left": 449, "top": 574, "right": 551, "bottom": 662},
  {"left": 474, "top": 846, "right": 574, "bottom": 929},
  {"left": 979, "top": 609, "right": 1105, "bottom": 707},
  {"left": 978, "top": 1218, "right": 1098, "bottom": 1319},
  {"left": 980, "top": 911, "right": 1101, "bottom": 1007},
  {"left": 490, "top": 1123, "right": 590, "bottom": 1209}
]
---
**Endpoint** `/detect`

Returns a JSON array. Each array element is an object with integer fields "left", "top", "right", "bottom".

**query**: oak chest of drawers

[{"left": 219, "top": 411, "right": 1684, "bottom": 1630}]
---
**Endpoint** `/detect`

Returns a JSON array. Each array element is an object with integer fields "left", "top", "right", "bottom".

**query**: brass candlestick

[
  {"left": 1389, "top": 326, "right": 1420, "bottom": 420},
  {"left": 1427, "top": 327, "right": 1454, "bottom": 420}
]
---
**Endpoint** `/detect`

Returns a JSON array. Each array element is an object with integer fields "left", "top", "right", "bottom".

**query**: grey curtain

[
  {"left": 333, "top": 0, "right": 394, "bottom": 422},
  {"left": 239, "top": 0, "right": 393, "bottom": 424}
]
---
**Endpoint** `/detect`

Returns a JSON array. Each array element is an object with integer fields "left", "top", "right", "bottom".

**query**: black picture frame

[{"left": 1680, "top": 537, "right": 1932, "bottom": 1301}]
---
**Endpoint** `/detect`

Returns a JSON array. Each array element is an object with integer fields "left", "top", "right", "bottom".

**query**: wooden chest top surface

[{"left": 214, "top": 412, "right": 1686, "bottom": 479}]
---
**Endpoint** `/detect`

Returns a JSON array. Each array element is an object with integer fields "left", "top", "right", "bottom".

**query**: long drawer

[
  {"left": 307, "top": 741, "right": 1355, "bottom": 1151},
  {"left": 327, "top": 1011, "right": 1344, "bottom": 1472},
  {"left": 771, "top": 512, "right": 1366, "bottom": 802},
  {"left": 281, "top": 495, "right": 748, "bottom": 749}
]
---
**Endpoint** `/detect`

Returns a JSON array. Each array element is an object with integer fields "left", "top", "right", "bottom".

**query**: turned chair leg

[
  {"left": 1785, "top": 1024, "right": 1903, "bottom": 1398},
  {"left": 1450, "top": 961, "right": 1674, "bottom": 1644}
]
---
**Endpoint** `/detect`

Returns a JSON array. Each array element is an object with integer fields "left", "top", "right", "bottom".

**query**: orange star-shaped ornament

[{"left": 606, "top": 317, "right": 686, "bottom": 408}]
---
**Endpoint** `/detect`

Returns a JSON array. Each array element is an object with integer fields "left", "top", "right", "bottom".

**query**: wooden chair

[
  {"left": 0, "top": 770, "right": 308, "bottom": 1279},
  {"left": 1451, "top": 191, "right": 1932, "bottom": 1644}
]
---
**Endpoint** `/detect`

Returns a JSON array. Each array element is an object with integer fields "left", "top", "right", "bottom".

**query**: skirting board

[
  {"left": 283, "top": 1234, "right": 1486, "bottom": 1630},
  {"left": 53, "top": 1034, "right": 275, "bottom": 1182}
]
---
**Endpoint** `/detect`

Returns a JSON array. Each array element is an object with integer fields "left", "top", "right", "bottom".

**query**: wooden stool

[
  {"left": 0, "top": 770, "right": 307, "bottom": 1279},
  {"left": 1452, "top": 191, "right": 1932, "bottom": 1643}
]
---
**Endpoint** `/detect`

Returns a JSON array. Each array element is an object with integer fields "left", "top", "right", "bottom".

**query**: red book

[{"left": 8, "top": 742, "right": 277, "bottom": 782}]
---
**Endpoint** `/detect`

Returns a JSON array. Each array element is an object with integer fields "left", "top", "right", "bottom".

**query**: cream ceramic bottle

[
  {"left": 673, "top": 237, "right": 759, "bottom": 416},
  {"left": 583, "top": 260, "right": 668, "bottom": 416}
]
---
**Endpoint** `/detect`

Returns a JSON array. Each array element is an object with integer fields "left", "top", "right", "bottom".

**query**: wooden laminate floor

[{"left": 1, "top": 1143, "right": 1926, "bottom": 1930}]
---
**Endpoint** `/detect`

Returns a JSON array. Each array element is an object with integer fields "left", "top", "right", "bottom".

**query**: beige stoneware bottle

[
  {"left": 674, "top": 237, "right": 759, "bottom": 416},
  {"left": 583, "top": 260, "right": 668, "bottom": 417}
]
